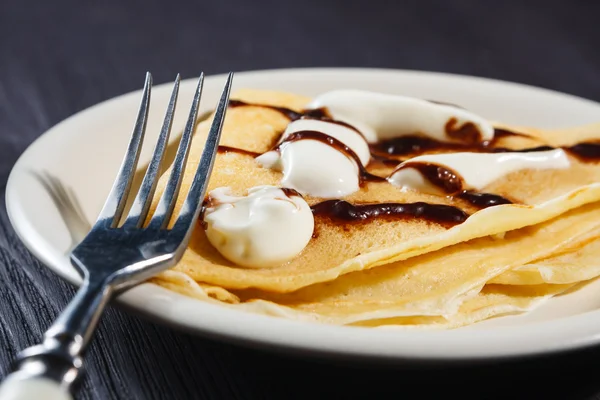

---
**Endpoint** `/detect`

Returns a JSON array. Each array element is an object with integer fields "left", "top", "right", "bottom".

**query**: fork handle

[{"left": 0, "top": 277, "right": 113, "bottom": 399}]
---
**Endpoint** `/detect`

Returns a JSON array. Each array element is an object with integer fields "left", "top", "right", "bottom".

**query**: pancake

[
  {"left": 352, "top": 283, "right": 575, "bottom": 330},
  {"left": 150, "top": 201, "right": 600, "bottom": 325},
  {"left": 155, "top": 270, "right": 240, "bottom": 304},
  {"left": 489, "top": 229, "right": 600, "bottom": 285},
  {"left": 147, "top": 89, "right": 600, "bottom": 294}
]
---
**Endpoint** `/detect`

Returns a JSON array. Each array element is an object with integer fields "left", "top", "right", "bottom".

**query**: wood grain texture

[{"left": 1, "top": 0, "right": 600, "bottom": 399}]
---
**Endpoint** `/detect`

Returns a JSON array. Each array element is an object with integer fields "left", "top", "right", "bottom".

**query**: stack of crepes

[{"left": 146, "top": 89, "right": 600, "bottom": 330}]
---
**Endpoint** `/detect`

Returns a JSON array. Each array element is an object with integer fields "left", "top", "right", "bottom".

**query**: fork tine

[
  {"left": 173, "top": 72, "right": 233, "bottom": 238},
  {"left": 95, "top": 72, "right": 152, "bottom": 227},
  {"left": 147, "top": 73, "right": 204, "bottom": 229},
  {"left": 122, "top": 75, "right": 181, "bottom": 228}
]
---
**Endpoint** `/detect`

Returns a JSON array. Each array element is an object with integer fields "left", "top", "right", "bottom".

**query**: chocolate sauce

[
  {"left": 275, "top": 130, "right": 386, "bottom": 184},
  {"left": 395, "top": 162, "right": 513, "bottom": 208},
  {"left": 493, "top": 145, "right": 555, "bottom": 153},
  {"left": 199, "top": 199, "right": 209, "bottom": 230},
  {"left": 371, "top": 128, "right": 540, "bottom": 157},
  {"left": 493, "top": 128, "right": 532, "bottom": 139},
  {"left": 400, "top": 163, "right": 463, "bottom": 194},
  {"left": 494, "top": 142, "right": 600, "bottom": 160},
  {"left": 217, "top": 145, "right": 261, "bottom": 157},
  {"left": 445, "top": 118, "right": 482, "bottom": 144},
  {"left": 567, "top": 141, "right": 600, "bottom": 161},
  {"left": 457, "top": 191, "right": 513, "bottom": 208},
  {"left": 302, "top": 108, "right": 330, "bottom": 119},
  {"left": 281, "top": 187, "right": 302, "bottom": 198},
  {"left": 371, "top": 135, "right": 471, "bottom": 156},
  {"left": 368, "top": 153, "right": 404, "bottom": 167},
  {"left": 311, "top": 200, "right": 468, "bottom": 227}
]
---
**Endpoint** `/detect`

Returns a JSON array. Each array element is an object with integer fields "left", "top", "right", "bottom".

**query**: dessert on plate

[{"left": 145, "top": 88, "right": 600, "bottom": 329}]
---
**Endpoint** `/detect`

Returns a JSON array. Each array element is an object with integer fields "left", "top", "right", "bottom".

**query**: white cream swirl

[
  {"left": 278, "top": 119, "right": 371, "bottom": 165},
  {"left": 256, "top": 119, "right": 369, "bottom": 198},
  {"left": 307, "top": 89, "right": 494, "bottom": 143},
  {"left": 388, "top": 149, "right": 570, "bottom": 195},
  {"left": 203, "top": 186, "right": 314, "bottom": 268}
]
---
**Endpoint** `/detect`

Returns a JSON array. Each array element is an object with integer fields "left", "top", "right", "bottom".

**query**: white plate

[{"left": 7, "top": 68, "right": 600, "bottom": 362}]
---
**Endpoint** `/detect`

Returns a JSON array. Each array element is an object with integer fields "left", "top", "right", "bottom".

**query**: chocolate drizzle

[
  {"left": 493, "top": 145, "right": 556, "bottom": 153},
  {"left": 493, "top": 128, "right": 532, "bottom": 139},
  {"left": 281, "top": 187, "right": 302, "bottom": 198},
  {"left": 370, "top": 128, "right": 600, "bottom": 162},
  {"left": 371, "top": 135, "right": 459, "bottom": 156},
  {"left": 445, "top": 117, "right": 482, "bottom": 143},
  {"left": 400, "top": 163, "right": 463, "bottom": 194},
  {"left": 369, "top": 153, "right": 404, "bottom": 167},
  {"left": 490, "top": 141, "right": 600, "bottom": 161},
  {"left": 457, "top": 191, "right": 513, "bottom": 208},
  {"left": 567, "top": 141, "right": 600, "bottom": 161},
  {"left": 394, "top": 162, "right": 513, "bottom": 209},
  {"left": 275, "top": 130, "right": 386, "bottom": 184},
  {"left": 302, "top": 107, "right": 331, "bottom": 120},
  {"left": 371, "top": 128, "right": 533, "bottom": 157},
  {"left": 311, "top": 200, "right": 468, "bottom": 227}
]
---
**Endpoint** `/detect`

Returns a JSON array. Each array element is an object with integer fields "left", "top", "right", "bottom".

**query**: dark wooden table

[{"left": 2, "top": 1, "right": 600, "bottom": 398}]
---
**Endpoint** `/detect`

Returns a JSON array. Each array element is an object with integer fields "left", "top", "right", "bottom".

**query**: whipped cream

[
  {"left": 203, "top": 186, "right": 314, "bottom": 268},
  {"left": 279, "top": 118, "right": 371, "bottom": 165},
  {"left": 307, "top": 89, "right": 494, "bottom": 143},
  {"left": 256, "top": 118, "right": 369, "bottom": 198},
  {"left": 388, "top": 149, "right": 570, "bottom": 195}
]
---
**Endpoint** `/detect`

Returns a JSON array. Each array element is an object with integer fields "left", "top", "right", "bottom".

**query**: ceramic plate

[{"left": 7, "top": 68, "right": 600, "bottom": 362}]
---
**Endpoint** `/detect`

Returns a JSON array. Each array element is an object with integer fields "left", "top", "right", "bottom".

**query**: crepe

[
  {"left": 352, "top": 283, "right": 576, "bottom": 330},
  {"left": 151, "top": 201, "right": 600, "bottom": 325},
  {"left": 147, "top": 89, "right": 600, "bottom": 295},
  {"left": 490, "top": 230, "right": 600, "bottom": 285}
]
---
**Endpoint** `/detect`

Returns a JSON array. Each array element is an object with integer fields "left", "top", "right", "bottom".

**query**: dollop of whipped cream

[
  {"left": 388, "top": 149, "right": 570, "bottom": 195},
  {"left": 307, "top": 89, "right": 494, "bottom": 143},
  {"left": 203, "top": 186, "right": 314, "bottom": 268},
  {"left": 256, "top": 119, "right": 369, "bottom": 198}
]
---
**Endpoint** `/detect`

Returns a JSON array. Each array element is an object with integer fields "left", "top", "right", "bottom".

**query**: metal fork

[{"left": 0, "top": 72, "right": 233, "bottom": 400}]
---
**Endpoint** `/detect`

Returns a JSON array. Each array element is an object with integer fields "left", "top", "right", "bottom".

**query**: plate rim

[{"left": 7, "top": 67, "right": 600, "bottom": 362}]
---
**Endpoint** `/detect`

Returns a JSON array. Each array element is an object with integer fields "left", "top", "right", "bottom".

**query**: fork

[{"left": 0, "top": 71, "right": 233, "bottom": 400}]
